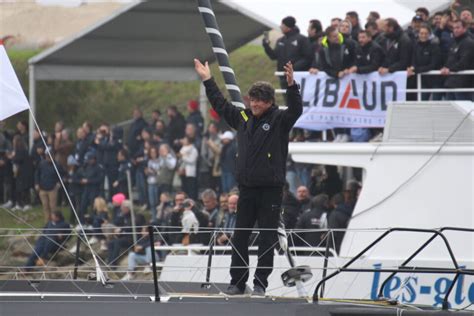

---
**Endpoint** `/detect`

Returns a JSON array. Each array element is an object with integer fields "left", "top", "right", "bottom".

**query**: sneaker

[
  {"left": 333, "top": 134, "right": 341, "bottom": 142},
  {"left": 1, "top": 200, "right": 13, "bottom": 208},
  {"left": 370, "top": 132, "right": 384, "bottom": 142},
  {"left": 223, "top": 284, "right": 245, "bottom": 295},
  {"left": 22, "top": 205, "right": 32, "bottom": 212},
  {"left": 12, "top": 204, "right": 22, "bottom": 211},
  {"left": 89, "top": 237, "right": 99, "bottom": 245},
  {"left": 143, "top": 266, "right": 152, "bottom": 273},
  {"left": 69, "top": 245, "right": 77, "bottom": 254},
  {"left": 252, "top": 285, "right": 265, "bottom": 296}
]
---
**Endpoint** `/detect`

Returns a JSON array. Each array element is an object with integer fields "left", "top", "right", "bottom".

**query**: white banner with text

[{"left": 293, "top": 71, "right": 407, "bottom": 130}]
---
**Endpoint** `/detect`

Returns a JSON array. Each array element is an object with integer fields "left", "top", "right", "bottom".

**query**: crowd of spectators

[
  {"left": 3, "top": 5, "right": 472, "bottom": 273},
  {"left": 263, "top": 7, "right": 474, "bottom": 142}
]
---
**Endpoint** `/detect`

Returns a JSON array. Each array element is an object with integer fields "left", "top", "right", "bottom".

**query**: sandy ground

[{"left": 0, "top": 0, "right": 125, "bottom": 49}]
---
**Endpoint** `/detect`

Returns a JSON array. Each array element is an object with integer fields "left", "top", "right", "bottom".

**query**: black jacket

[
  {"left": 127, "top": 117, "right": 148, "bottom": 156},
  {"left": 167, "top": 113, "right": 186, "bottom": 147},
  {"left": 380, "top": 28, "right": 413, "bottom": 72},
  {"left": 411, "top": 39, "right": 442, "bottom": 73},
  {"left": 295, "top": 206, "right": 327, "bottom": 246},
  {"left": 263, "top": 27, "right": 313, "bottom": 71},
  {"left": 355, "top": 41, "right": 385, "bottom": 73},
  {"left": 35, "top": 160, "right": 64, "bottom": 191},
  {"left": 187, "top": 111, "right": 204, "bottom": 136},
  {"left": 319, "top": 35, "right": 356, "bottom": 78},
  {"left": 204, "top": 78, "right": 302, "bottom": 188},
  {"left": 444, "top": 32, "right": 474, "bottom": 88}
]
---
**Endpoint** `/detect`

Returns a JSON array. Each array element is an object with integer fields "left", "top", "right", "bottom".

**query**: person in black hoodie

[
  {"left": 166, "top": 105, "right": 186, "bottom": 150},
  {"left": 263, "top": 16, "right": 312, "bottom": 88},
  {"left": 10, "top": 135, "right": 33, "bottom": 211},
  {"left": 127, "top": 108, "right": 148, "bottom": 157},
  {"left": 319, "top": 26, "right": 356, "bottom": 142},
  {"left": 35, "top": 154, "right": 65, "bottom": 222},
  {"left": 113, "top": 148, "right": 131, "bottom": 198},
  {"left": 351, "top": 30, "right": 385, "bottom": 74},
  {"left": 77, "top": 151, "right": 104, "bottom": 223},
  {"left": 407, "top": 25, "right": 442, "bottom": 101},
  {"left": 186, "top": 100, "right": 204, "bottom": 136},
  {"left": 25, "top": 210, "right": 70, "bottom": 267},
  {"left": 378, "top": 18, "right": 413, "bottom": 75},
  {"left": 295, "top": 194, "right": 329, "bottom": 247},
  {"left": 346, "top": 11, "right": 362, "bottom": 40},
  {"left": 308, "top": 19, "right": 324, "bottom": 74},
  {"left": 441, "top": 19, "right": 474, "bottom": 101}
]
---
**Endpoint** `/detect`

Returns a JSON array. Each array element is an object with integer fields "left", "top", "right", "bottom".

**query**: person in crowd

[
  {"left": 219, "top": 131, "right": 237, "bottom": 193},
  {"left": 339, "top": 19, "right": 354, "bottom": 40},
  {"left": 0, "top": 131, "right": 12, "bottom": 207},
  {"left": 180, "top": 198, "right": 199, "bottom": 245},
  {"left": 216, "top": 194, "right": 238, "bottom": 245},
  {"left": 459, "top": 7, "right": 474, "bottom": 35},
  {"left": 345, "top": 11, "right": 361, "bottom": 39},
  {"left": 127, "top": 108, "right": 148, "bottom": 157},
  {"left": 327, "top": 193, "right": 353, "bottom": 253},
  {"left": 154, "top": 119, "right": 167, "bottom": 141},
  {"left": 153, "top": 143, "right": 175, "bottom": 194},
  {"left": 281, "top": 182, "right": 300, "bottom": 230},
  {"left": 166, "top": 105, "right": 186, "bottom": 150},
  {"left": 9, "top": 135, "right": 33, "bottom": 211},
  {"left": 182, "top": 123, "right": 202, "bottom": 154},
  {"left": 35, "top": 153, "right": 64, "bottom": 222},
  {"left": 30, "top": 129, "right": 45, "bottom": 170},
  {"left": 349, "top": 30, "right": 385, "bottom": 142},
  {"left": 201, "top": 188, "right": 219, "bottom": 228},
  {"left": 434, "top": 10, "right": 455, "bottom": 64},
  {"left": 155, "top": 191, "right": 173, "bottom": 227},
  {"left": 319, "top": 25, "right": 356, "bottom": 142},
  {"left": 145, "top": 146, "right": 160, "bottom": 222},
  {"left": 90, "top": 196, "right": 110, "bottom": 248},
  {"left": 15, "top": 120, "right": 28, "bottom": 145},
  {"left": 378, "top": 18, "right": 413, "bottom": 75},
  {"left": 150, "top": 109, "right": 162, "bottom": 128},
  {"left": 330, "top": 17, "right": 342, "bottom": 28},
  {"left": 178, "top": 136, "right": 198, "bottom": 200},
  {"left": 441, "top": 19, "right": 474, "bottom": 101},
  {"left": 199, "top": 122, "right": 221, "bottom": 192},
  {"left": 111, "top": 192, "right": 126, "bottom": 222},
  {"left": 54, "top": 128, "right": 74, "bottom": 172},
  {"left": 263, "top": 16, "right": 312, "bottom": 88},
  {"left": 25, "top": 210, "right": 70, "bottom": 267},
  {"left": 295, "top": 194, "right": 329, "bottom": 247},
  {"left": 122, "top": 225, "right": 160, "bottom": 280},
  {"left": 167, "top": 191, "right": 187, "bottom": 244},
  {"left": 186, "top": 100, "right": 204, "bottom": 136},
  {"left": 132, "top": 128, "right": 152, "bottom": 208},
  {"left": 107, "top": 200, "right": 138, "bottom": 268},
  {"left": 319, "top": 166, "right": 343, "bottom": 199},
  {"left": 81, "top": 121, "right": 95, "bottom": 149},
  {"left": 95, "top": 124, "right": 123, "bottom": 198},
  {"left": 366, "top": 11, "right": 380, "bottom": 23},
  {"left": 308, "top": 19, "right": 324, "bottom": 74},
  {"left": 296, "top": 185, "right": 311, "bottom": 214},
  {"left": 74, "top": 127, "right": 90, "bottom": 166},
  {"left": 212, "top": 192, "right": 229, "bottom": 229},
  {"left": 77, "top": 151, "right": 104, "bottom": 223},
  {"left": 113, "top": 148, "right": 131, "bottom": 197},
  {"left": 407, "top": 24, "right": 442, "bottom": 101},
  {"left": 415, "top": 7, "right": 430, "bottom": 22},
  {"left": 432, "top": 11, "right": 444, "bottom": 30},
  {"left": 406, "top": 15, "right": 424, "bottom": 42}
]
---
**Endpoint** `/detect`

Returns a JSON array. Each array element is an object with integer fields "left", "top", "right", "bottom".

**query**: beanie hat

[
  {"left": 112, "top": 193, "right": 126, "bottom": 205},
  {"left": 282, "top": 16, "right": 296, "bottom": 28},
  {"left": 188, "top": 100, "right": 199, "bottom": 111}
]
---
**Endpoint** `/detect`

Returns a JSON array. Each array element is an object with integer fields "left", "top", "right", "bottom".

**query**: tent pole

[{"left": 28, "top": 64, "right": 36, "bottom": 149}]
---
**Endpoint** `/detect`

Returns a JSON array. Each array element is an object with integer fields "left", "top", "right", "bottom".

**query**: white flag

[{"left": 0, "top": 40, "right": 30, "bottom": 120}]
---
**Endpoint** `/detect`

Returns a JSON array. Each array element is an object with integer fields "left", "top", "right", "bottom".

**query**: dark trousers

[
  {"left": 230, "top": 186, "right": 282, "bottom": 290},
  {"left": 107, "top": 236, "right": 133, "bottom": 267},
  {"left": 26, "top": 236, "right": 60, "bottom": 267}
]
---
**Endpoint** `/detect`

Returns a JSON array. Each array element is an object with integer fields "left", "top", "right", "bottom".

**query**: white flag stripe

[
  {"left": 226, "top": 84, "right": 241, "bottom": 92},
  {"left": 219, "top": 66, "right": 235, "bottom": 74},
  {"left": 205, "top": 28, "right": 222, "bottom": 37},
  {"left": 212, "top": 47, "right": 228, "bottom": 56},
  {"left": 198, "top": 7, "right": 215, "bottom": 16},
  {"left": 0, "top": 44, "right": 30, "bottom": 120}
]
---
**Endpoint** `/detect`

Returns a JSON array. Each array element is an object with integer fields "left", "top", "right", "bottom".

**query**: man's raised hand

[
  {"left": 283, "top": 61, "right": 294, "bottom": 86},
  {"left": 194, "top": 59, "right": 212, "bottom": 81}
]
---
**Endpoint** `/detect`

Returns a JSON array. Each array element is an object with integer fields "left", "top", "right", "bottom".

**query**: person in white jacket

[
  {"left": 181, "top": 198, "right": 199, "bottom": 245},
  {"left": 178, "top": 136, "right": 199, "bottom": 199}
]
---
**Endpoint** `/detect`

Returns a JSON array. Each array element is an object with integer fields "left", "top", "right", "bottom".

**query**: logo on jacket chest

[{"left": 262, "top": 123, "right": 271, "bottom": 131}]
